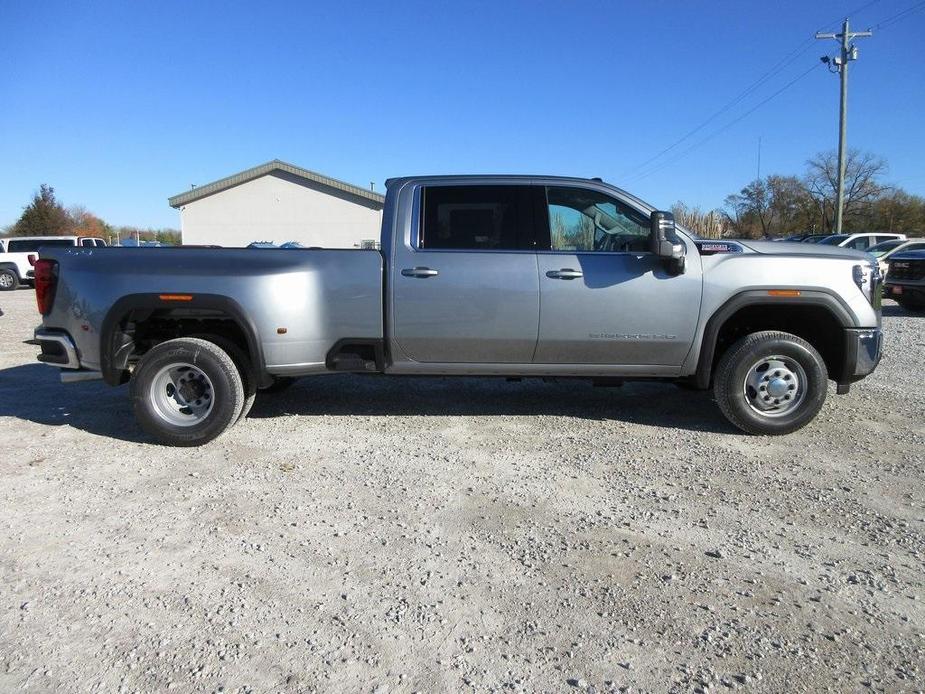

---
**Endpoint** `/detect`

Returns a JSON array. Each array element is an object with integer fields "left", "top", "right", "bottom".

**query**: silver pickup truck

[{"left": 31, "top": 175, "right": 883, "bottom": 446}]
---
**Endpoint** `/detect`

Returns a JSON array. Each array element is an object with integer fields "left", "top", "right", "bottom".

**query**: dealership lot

[{"left": 0, "top": 288, "right": 923, "bottom": 692}]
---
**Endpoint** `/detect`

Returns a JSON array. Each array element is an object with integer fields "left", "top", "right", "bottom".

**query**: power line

[
  {"left": 871, "top": 0, "right": 925, "bottom": 29},
  {"left": 618, "top": 0, "right": 884, "bottom": 180},
  {"left": 617, "top": 42, "right": 815, "bottom": 179},
  {"left": 827, "top": 0, "right": 882, "bottom": 27},
  {"left": 628, "top": 62, "right": 822, "bottom": 183}
]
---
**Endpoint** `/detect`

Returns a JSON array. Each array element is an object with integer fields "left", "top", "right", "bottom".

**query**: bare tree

[
  {"left": 722, "top": 175, "right": 820, "bottom": 238},
  {"left": 868, "top": 190, "right": 925, "bottom": 233},
  {"left": 804, "top": 149, "right": 888, "bottom": 231},
  {"left": 724, "top": 179, "right": 773, "bottom": 238},
  {"left": 766, "top": 175, "right": 816, "bottom": 235}
]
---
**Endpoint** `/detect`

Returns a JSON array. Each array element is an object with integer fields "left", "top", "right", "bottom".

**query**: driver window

[{"left": 546, "top": 186, "right": 649, "bottom": 252}]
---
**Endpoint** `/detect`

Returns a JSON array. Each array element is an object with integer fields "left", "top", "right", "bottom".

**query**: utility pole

[{"left": 816, "top": 18, "right": 872, "bottom": 234}]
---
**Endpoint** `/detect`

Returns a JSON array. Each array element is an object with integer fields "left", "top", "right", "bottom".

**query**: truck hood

[
  {"left": 736, "top": 240, "right": 871, "bottom": 261},
  {"left": 889, "top": 250, "right": 925, "bottom": 260}
]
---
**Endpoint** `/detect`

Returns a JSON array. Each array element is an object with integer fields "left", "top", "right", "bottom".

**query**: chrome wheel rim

[
  {"left": 743, "top": 355, "right": 807, "bottom": 417},
  {"left": 0, "top": 273, "right": 13, "bottom": 288},
  {"left": 149, "top": 363, "right": 215, "bottom": 427}
]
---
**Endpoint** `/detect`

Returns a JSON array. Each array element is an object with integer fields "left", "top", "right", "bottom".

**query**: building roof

[{"left": 168, "top": 159, "right": 385, "bottom": 208}]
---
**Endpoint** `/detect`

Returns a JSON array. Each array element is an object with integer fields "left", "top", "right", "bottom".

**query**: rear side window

[
  {"left": 419, "top": 185, "right": 532, "bottom": 251},
  {"left": 7, "top": 239, "right": 75, "bottom": 252}
]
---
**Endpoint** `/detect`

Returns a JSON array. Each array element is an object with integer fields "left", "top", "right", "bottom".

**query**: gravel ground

[{"left": 0, "top": 287, "right": 923, "bottom": 693}]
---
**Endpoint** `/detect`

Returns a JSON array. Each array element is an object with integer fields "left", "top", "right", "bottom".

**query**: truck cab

[{"left": 383, "top": 176, "right": 699, "bottom": 374}]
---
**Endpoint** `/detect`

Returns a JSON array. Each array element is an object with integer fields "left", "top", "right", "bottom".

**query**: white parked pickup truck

[{"left": 0, "top": 236, "right": 107, "bottom": 290}]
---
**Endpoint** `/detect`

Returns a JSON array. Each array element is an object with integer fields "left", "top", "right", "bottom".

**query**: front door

[
  {"left": 391, "top": 184, "right": 539, "bottom": 363},
  {"left": 534, "top": 184, "right": 702, "bottom": 366}
]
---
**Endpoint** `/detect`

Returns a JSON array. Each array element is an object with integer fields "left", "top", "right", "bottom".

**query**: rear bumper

[
  {"left": 32, "top": 328, "right": 80, "bottom": 368},
  {"left": 839, "top": 327, "right": 882, "bottom": 387},
  {"left": 31, "top": 328, "right": 103, "bottom": 382}
]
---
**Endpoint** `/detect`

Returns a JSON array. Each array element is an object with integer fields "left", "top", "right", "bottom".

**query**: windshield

[
  {"left": 868, "top": 239, "right": 903, "bottom": 257},
  {"left": 819, "top": 235, "right": 848, "bottom": 246}
]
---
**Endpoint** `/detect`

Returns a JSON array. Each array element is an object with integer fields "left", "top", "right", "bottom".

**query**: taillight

[
  {"left": 28, "top": 254, "right": 37, "bottom": 266},
  {"left": 34, "top": 259, "right": 58, "bottom": 315}
]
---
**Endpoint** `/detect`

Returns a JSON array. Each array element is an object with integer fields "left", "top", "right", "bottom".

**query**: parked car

[
  {"left": 118, "top": 239, "right": 167, "bottom": 247},
  {"left": 799, "top": 235, "right": 832, "bottom": 243},
  {"left": 0, "top": 235, "right": 106, "bottom": 290},
  {"left": 867, "top": 238, "right": 925, "bottom": 279},
  {"left": 883, "top": 250, "right": 925, "bottom": 312},
  {"left": 779, "top": 233, "right": 820, "bottom": 242},
  {"left": 31, "top": 174, "right": 883, "bottom": 445},
  {"left": 817, "top": 232, "right": 906, "bottom": 251}
]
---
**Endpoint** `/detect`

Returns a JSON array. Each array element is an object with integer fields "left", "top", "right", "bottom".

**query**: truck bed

[{"left": 39, "top": 246, "right": 384, "bottom": 375}]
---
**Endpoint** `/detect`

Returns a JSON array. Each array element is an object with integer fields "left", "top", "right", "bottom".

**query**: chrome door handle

[
  {"left": 546, "top": 268, "right": 583, "bottom": 280},
  {"left": 401, "top": 267, "right": 439, "bottom": 278}
]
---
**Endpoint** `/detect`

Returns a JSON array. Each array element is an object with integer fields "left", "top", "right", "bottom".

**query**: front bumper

[
  {"left": 839, "top": 327, "right": 883, "bottom": 389},
  {"left": 885, "top": 281, "right": 925, "bottom": 301}
]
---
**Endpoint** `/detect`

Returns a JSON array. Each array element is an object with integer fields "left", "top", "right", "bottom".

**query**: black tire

[
  {"left": 130, "top": 338, "right": 244, "bottom": 446},
  {"left": 190, "top": 334, "right": 257, "bottom": 421},
  {"left": 714, "top": 330, "right": 828, "bottom": 435},
  {"left": 897, "top": 296, "right": 925, "bottom": 313},
  {"left": 260, "top": 376, "right": 297, "bottom": 393},
  {"left": 0, "top": 269, "right": 19, "bottom": 291}
]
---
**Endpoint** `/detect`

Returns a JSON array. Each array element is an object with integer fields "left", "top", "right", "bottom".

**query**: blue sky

[{"left": 1, "top": 0, "right": 923, "bottom": 229}]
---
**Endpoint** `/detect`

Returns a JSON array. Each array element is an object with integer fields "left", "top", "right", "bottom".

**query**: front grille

[{"left": 889, "top": 259, "right": 925, "bottom": 282}]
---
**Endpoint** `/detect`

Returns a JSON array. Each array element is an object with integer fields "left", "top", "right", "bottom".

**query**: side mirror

[{"left": 650, "top": 211, "right": 686, "bottom": 275}]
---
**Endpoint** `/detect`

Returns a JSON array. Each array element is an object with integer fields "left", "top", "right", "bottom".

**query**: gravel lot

[{"left": 0, "top": 287, "right": 923, "bottom": 693}]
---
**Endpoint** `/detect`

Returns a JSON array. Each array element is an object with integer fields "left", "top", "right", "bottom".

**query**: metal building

[{"left": 168, "top": 160, "right": 385, "bottom": 248}]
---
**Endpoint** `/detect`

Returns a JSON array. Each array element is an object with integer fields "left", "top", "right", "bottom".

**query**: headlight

[{"left": 853, "top": 262, "right": 881, "bottom": 308}]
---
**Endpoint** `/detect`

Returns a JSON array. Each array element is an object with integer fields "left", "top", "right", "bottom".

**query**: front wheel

[
  {"left": 713, "top": 331, "right": 828, "bottom": 435},
  {"left": 130, "top": 338, "right": 245, "bottom": 446}
]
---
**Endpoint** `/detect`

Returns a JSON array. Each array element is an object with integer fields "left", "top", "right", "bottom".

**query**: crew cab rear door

[
  {"left": 533, "top": 184, "right": 702, "bottom": 367},
  {"left": 390, "top": 184, "right": 539, "bottom": 363}
]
